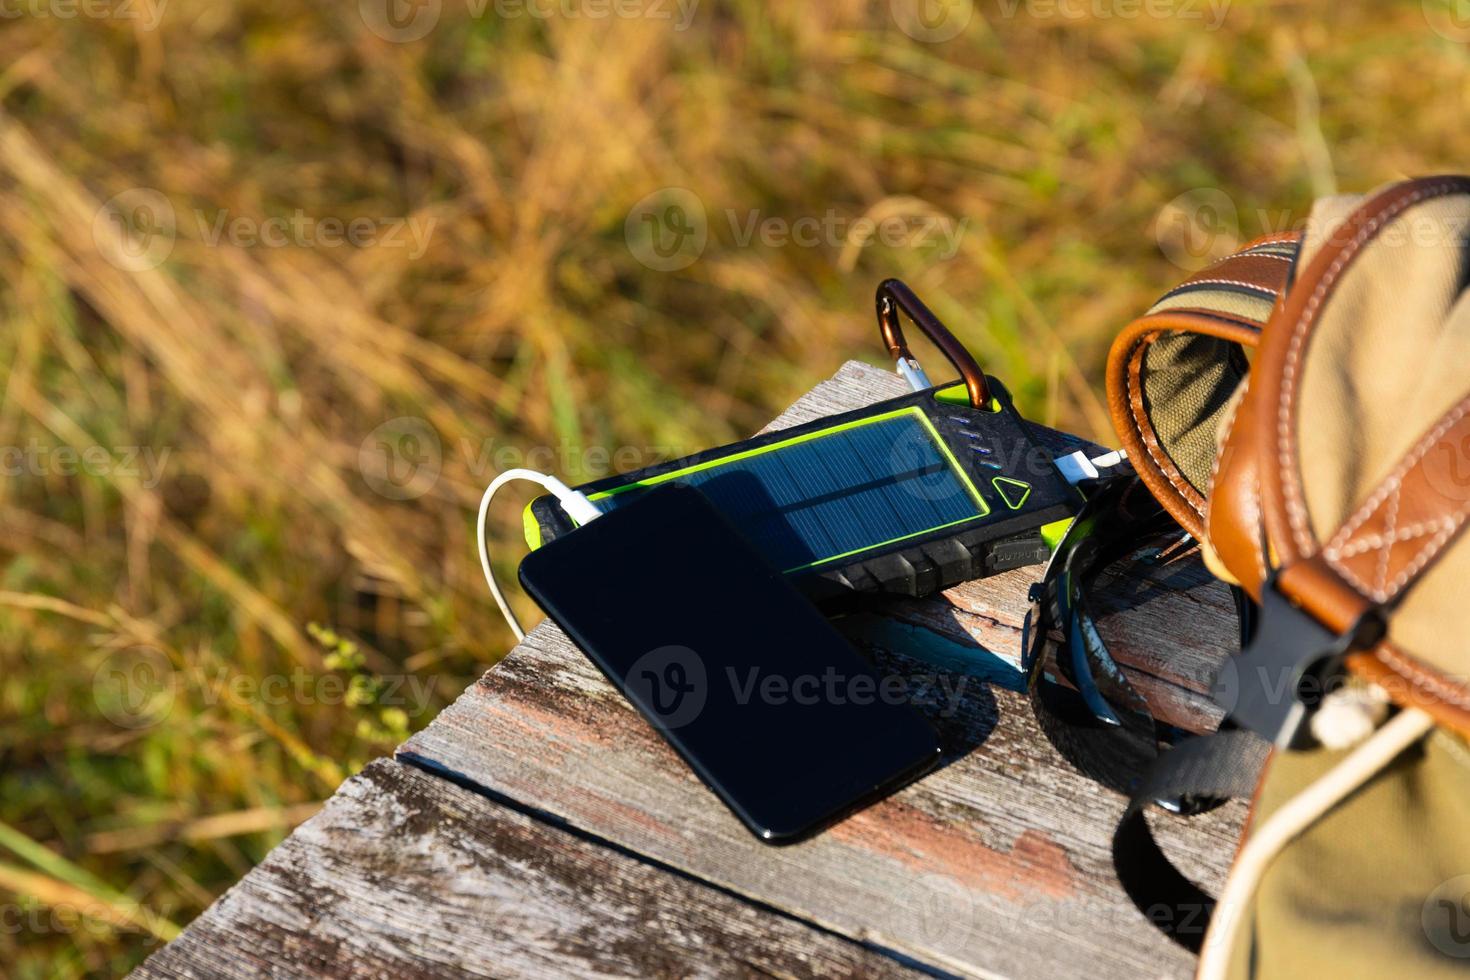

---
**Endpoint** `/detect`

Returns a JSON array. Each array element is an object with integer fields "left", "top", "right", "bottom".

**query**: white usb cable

[{"left": 477, "top": 468, "right": 602, "bottom": 641}]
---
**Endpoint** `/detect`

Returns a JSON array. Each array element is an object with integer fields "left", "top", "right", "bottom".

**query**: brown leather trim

[
  {"left": 1106, "top": 235, "right": 1299, "bottom": 545},
  {"left": 1162, "top": 253, "right": 1295, "bottom": 303},
  {"left": 1204, "top": 378, "right": 1268, "bottom": 594},
  {"left": 1106, "top": 310, "right": 1260, "bottom": 539},
  {"left": 1245, "top": 177, "right": 1470, "bottom": 734},
  {"left": 1253, "top": 176, "right": 1470, "bottom": 565},
  {"left": 1276, "top": 555, "right": 1372, "bottom": 633},
  {"left": 1240, "top": 231, "right": 1305, "bottom": 248},
  {"left": 1348, "top": 651, "right": 1470, "bottom": 735},
  {"left": 1319, "top": 391, "right": 1470, "bottom": 604}
]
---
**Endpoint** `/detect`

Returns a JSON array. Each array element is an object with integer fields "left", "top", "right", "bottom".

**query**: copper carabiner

[{"left": 875, "top": 278, "right": 990, "bottom": 409}]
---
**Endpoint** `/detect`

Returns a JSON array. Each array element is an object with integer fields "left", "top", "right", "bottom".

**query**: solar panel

[{"left": 589, "top": 408, "right": 989, "bottom": 572}]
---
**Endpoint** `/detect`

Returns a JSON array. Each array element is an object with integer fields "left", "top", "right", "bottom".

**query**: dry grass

[{"left": 1, "top": 1, "right": 1468, "bottom": 973}]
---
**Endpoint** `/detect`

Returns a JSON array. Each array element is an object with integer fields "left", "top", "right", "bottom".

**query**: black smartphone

[{"left": 518, "top": 483, "right": 943, "bottom": 843}]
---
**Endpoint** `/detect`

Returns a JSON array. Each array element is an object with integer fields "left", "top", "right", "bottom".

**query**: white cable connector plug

[
  {"left": 538, "top": 474, "right": 603, "bottom": 526},
  {"left": 1053, "top": 448, "right": 1129, "bottom": 485},
  {"left": 477, "top": 468, "right": 602, "bottom": 642}
]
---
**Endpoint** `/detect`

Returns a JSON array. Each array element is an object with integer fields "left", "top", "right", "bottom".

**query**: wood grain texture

[
  {"left": 400, "top": 361, "right": 1248, "bottom": 979},
  {"left": 142, "top": 361, "right": 1247, "bottom": 980},
  {"left": 134, "top": 760, "right": 921, "bottom": 980}
]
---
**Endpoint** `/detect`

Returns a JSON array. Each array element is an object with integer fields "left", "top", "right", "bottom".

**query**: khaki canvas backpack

[{"left": 1106, "top": 175, "right": 1470, "bottom": 979}]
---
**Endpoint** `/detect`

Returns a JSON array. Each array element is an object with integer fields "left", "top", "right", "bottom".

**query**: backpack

[{"left": 1102, "top": 176, "right": 1470, "bottom": 978}]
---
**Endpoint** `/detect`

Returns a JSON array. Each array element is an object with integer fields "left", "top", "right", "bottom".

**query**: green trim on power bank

[{"left": 586, "top": 406, "right": 992, "bottom": 573}]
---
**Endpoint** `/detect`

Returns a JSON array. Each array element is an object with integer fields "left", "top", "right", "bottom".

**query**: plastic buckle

[{"left": 1213, "top": 575, "right": 1385, "bottom": 750}]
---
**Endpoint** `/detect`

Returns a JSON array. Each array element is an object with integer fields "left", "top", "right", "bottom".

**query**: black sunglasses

[{"left": 1022, "top": 474, "right": 1254, "bottom": 812}]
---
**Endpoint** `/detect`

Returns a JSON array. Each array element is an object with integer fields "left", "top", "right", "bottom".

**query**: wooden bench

[{"left": 135, "top": 361, "right": 1246, "bottom": 979}]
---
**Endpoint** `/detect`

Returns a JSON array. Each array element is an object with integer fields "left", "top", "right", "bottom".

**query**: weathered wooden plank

[
  {"left": 133, "top": 760, "right": 924, "bottom": 980},
  {"left": 399, "top": 360, "right": 1247, "bottom": 980},
  {"left": 402, "top": 624, "right": 1242, "bottom": 980}
]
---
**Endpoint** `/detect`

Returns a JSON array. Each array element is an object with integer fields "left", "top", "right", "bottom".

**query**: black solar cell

[{"left": 589, "top": 411, "right": 988, "bottom": 572}]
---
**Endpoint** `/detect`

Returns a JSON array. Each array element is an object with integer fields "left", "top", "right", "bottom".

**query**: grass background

[{"left": 1, "top": 0, "right": 1468, "bottom": 973}]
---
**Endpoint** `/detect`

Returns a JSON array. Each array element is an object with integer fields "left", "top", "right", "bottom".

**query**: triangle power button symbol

[{"left": 991, "top": 476, "right": 1032, "bottom": 510}]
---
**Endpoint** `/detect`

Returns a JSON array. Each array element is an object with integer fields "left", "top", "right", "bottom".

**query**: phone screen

[{"left": 519, "top": 483, "right": 942, "bottom": 843}]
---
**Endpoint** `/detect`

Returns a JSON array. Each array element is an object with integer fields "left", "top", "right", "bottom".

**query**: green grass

[{"left": 2, "top": 1, "right": 1469, "bottom": 973}]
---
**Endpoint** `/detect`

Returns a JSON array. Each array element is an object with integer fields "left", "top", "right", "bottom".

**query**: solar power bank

[
  {"left": 518, "top": 483, "right": 944, "bottom": 843},
  {"left": 525, "top": 378, "right": 1079, "bottom": 605}
]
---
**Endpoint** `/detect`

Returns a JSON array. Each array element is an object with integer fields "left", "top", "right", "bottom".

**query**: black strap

[
  {"left": 1110, "top": 730, "right": 1270, "bottom": 953},
  {"left": 1023, "top": 491, "right": 1271, "bottom": 953}
]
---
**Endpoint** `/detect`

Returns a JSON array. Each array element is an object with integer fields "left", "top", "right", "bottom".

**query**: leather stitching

[
  {"left": 1205, "top": 382, "right": 1243, "bottom": 511},
  {"left": 1387, "top": 517, "right": 1470, "bottom": 599},
  {"left": 1374, "top": 486, "right": 1400, "bottom": 594},
  {"left": 1277, "top": 179, "right": 1470, "bottom": 558},
  {"left": 1246, "top": 473, "right": 1267, "bottom": 583},
  {"left": 1321, "top": 394, "right": 1470, "bottom": 600},
  {"left": 1180, "top": 277, "right": 1279, "bottom": 294},
  {"left": 1124, "top": 333, "right": 1206, "bottom": 514},
  {"left": 1326, "top": 393, "right": 1470, "bottom": 551},
  {"left": 1378, "top": 643, "right": 1470, "bottom": 713},
  {"left": 1331, "top": 519, "right": 1457, "bottom": 558}
]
